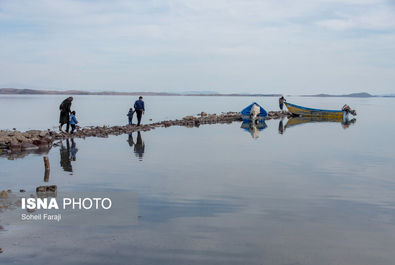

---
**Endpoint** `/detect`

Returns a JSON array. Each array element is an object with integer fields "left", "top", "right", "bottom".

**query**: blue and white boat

[{"left": 240, "top": 102, "right": 268, "bottom": 118}]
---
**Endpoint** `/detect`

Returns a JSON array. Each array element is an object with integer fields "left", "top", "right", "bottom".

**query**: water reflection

[
  {"left": 342, "top": 117, "right": 357, "bottom": 129},
  {"left": 0, "top": 148, "right": 50, "bottom": 160},
  {"left": 70, "top": 139, "right": 78, "bottom": 161},
  {"left": 60, "top": 139, "right": 78, "bottom": 173},
  {"left": 278, "top": 117, "right": 284, "bottom": 135},
  {"left": 284, "top": 116, "right": 357, "bottom": 133},
  {"left": 240, "top": 119, "right": 267, "bottom": 139},
  {"left": 127, "top": 133, "right": 135, "bottom": 147},
  {"left": 127, "top": 132, "right": 145, "bottom": 160}
]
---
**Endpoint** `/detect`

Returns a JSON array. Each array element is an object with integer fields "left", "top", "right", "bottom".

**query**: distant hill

[
  {"left": 0, "top": 88, "right": 178, "bottom": 96},
  {"left": 2, "top": 88, "right": 392, "bottom": 97},
  {"left": 0, "top": 88, "right": 55, "bottom": 95},
  {"left": 0, "top": 88, "right": 281, "bottom": 97},
  {"left": 303, "top": 92, "right": 376, "bottom": 98},
  {"left": 182, "top": 91, "right": 219, "bottom": 95}
]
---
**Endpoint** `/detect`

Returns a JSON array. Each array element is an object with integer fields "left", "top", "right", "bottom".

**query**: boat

[
  {"left": 240, "top": 102, "right": 268, "bottom": 118},
  {"left": 284, "top": 102, "right": 355, "bottom": 118}
]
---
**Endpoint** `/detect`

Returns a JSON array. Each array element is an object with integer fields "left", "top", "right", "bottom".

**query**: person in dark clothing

[
  {"left": 279, "top": 96, "right": 286, "bottom": 111},
  {"left": 127, "top": 108, "right": 135, "bottom": 125},
  {"left": 59, "top": 97, "right": 73, "bottom": 132},
  {"left": 134, "top": 96, "right": 145, "bottom": 126}
]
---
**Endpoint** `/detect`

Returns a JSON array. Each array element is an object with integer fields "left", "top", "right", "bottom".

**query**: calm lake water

[{"left": 1, "top": 95, "right": 395, "bottom": 265}]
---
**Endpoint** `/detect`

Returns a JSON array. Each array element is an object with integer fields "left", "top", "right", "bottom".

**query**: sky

[{"left": 0, "top": 0, "right": 394, "bottom": 94}]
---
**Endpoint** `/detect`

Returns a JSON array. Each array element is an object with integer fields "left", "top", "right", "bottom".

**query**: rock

[
  {"left": 26, "top": 130, "right": 41, "bottom": 135},
  {"left": 32, "top": 139, "right": 50, "bottom": 147},
  {"left": 0, "top": 190, "right": 8, "bottom": 198},
  {"left": 183, "top": 116, "right": 195, "bottom": 120},
  {"left": 20, "top": 189, "right": 26, "bottom": 193},
  {"left": 36, "top": 186, "right": 45, "bottom": 192},
  {"left": 36, "top": 185, "right": 57, "bottom": 193}
]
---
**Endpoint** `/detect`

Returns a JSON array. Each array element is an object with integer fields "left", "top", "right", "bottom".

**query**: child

[
  {"left": 127, "top": 108, "right": 135, "bottom": 125},
  {"left": 69, "top": 111, "right": 78, "bottom": 134}
]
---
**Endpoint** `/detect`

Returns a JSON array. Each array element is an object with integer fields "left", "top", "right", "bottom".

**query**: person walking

[
  {"left": 69, "top": 111, "right": 78, "bottom": 134},
  {"left": 59, "top": 97, "right": 73, "bottom": 132},
  {"left": 134, "top": 96, "right": 145, "bottom": 126},
  {"left": 279, "top": 96, "right": 286, "bottom": 112},
  {"left": 127, "top": 108, "right": 135, "bottom": 125}
]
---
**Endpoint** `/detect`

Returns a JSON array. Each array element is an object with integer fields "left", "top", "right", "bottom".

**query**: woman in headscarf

[{"left": 59, "top": 97, "right": 73, "bottom": 132}]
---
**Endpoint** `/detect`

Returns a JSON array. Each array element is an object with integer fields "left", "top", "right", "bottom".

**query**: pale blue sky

[{"left": 0, "top": 0, "right": 394, "bottom": 94}]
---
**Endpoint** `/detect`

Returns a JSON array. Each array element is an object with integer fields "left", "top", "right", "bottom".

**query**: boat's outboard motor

[{"left": 342, "top": 104, "right": 357, "bottom": 116}]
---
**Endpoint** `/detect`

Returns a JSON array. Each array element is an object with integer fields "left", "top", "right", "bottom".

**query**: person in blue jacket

[
  {"left": 134, "top": 96, "right": 145, "bottom": 126},
  {"left": 69, "top": 111, "right": 78, "bottom": 134},
  {"left": 127, "top": 108, "right": 134, "bottom": 125}
]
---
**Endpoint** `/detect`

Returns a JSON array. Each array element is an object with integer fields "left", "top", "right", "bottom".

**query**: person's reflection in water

[
  {"left": 60, "top": 139, "right": 72, "bottom": 172},
  {"left": 69, "top": 138, "right": 78, "bottom": 161},
  {"left": 134, "top": 132, "right": 145, "bottom": 161},
  {"left": 127, "top": 133, "right": 135, "bottom": 147},
  {"left": 278, "top": 117, "right": 284, "bottom": 135}
]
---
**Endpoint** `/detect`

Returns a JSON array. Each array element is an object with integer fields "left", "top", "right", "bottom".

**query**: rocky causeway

[{"left": 0, "top": 111, "right": 291, "bottom": 157}]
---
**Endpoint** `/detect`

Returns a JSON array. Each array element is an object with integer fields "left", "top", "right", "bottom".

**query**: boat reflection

[
  {"left": 283, "top": 116, "right": 357, "bottom": 133},
  {"left": 240, "top": 119, "right": 267, "bottom": 139},
  {"left": 60, "top": 138, "right": 78, "bottom": 173},
  {"left": 127, "top": 131, "right": 145, "bottom": 161}
]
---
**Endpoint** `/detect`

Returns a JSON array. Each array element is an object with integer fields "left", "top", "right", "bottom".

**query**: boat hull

[
  {"left": 240, "top": 102, "right": 268, "bottom": 118},
  {"left": 285, "top": 102, "right": 344, "bottom": 118}
]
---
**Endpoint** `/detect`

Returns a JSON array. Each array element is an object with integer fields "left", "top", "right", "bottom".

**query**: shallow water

[
  {"left": 0, "top": 94, "right": 380, "bottom": 130},
  {"left": 1, "top": 96, "right": 395, "bottom": 264}
]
